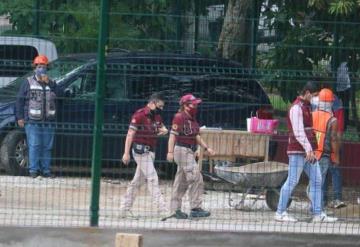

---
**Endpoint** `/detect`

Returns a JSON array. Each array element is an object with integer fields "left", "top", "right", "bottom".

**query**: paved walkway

[
  {"left": 1, "top": 227, "right": 360, "bottom": 247},
  {"left": 0, "top": 175, "right": 359, "bottom": 235}
]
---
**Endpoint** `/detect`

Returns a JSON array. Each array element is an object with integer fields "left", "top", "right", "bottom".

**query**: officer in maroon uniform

[
  {"left": 167, "top": 94, "right": 215, "bottom": 219},
  {"left": 120, "top": 93, "right": 168, "bottom": 214}
]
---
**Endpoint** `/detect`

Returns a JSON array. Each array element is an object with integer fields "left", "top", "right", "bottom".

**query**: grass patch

[{"left": 268, "top": 93, "right": 290, "bottom": 112}]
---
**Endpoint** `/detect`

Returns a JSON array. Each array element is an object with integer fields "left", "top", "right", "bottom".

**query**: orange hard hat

[
  {"left": 318, "top": 88, "right": 334, "bottom": 102},
  {"left": 33, "top": 55, "right": 49, "bottom": 65}
]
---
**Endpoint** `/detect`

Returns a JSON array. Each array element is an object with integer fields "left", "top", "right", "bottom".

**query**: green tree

[
  {"left": 0, "top": 0, "right": 220, "bottom": 54},
  {"left": 0, "top": 0, "right": 185, "bottom": 53},
  {"left": 259, "top": 0, "right": 360, "bottom": 100},
  {"left": 0, "top": 0, "right": 101, "bottom": 53},
  {"left": 217, "top": 0, "right": 260, "bottom": 68}
]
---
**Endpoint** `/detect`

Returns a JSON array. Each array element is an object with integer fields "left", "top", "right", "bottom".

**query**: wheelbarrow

[{"left": 206, "top": 161, "right": 291, "bottom": 211}]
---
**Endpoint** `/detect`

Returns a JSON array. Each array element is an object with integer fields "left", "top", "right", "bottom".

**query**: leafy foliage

[
  {"left": 259, "top": 0, "right": 360, "bottom": 101},
  {"left": 1, "top": 0, "right": 360, "bottom": 103},
  {"left": 329, "top": 0, "right": 356, "bottom": 15},
  {"left": 0, "top": 0, "right": 214, "bottom": 54}
]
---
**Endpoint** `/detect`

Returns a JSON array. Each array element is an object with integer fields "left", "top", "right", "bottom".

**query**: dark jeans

[{"left": 324, "top": 163, "right": 343, "bottom": 203}]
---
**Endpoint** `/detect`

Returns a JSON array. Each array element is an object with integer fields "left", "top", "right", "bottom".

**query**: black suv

[{"left": 0, "top": 52, "right": 272, "bottom": 176}]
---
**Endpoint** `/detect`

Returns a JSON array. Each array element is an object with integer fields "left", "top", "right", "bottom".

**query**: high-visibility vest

[
  {"left": 312, "top": 110, "right": 335, "bottom": 161},
  {"left": 27, "top": 76, "right": 56, "bottom": 121}
]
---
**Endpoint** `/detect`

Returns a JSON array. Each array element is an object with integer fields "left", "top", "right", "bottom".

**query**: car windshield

[
  {"left": 129, "top": 75, "right": 269, "bottom": 105},
  {"left": 0, "top": 57, "right": 88, "bottom": 100}
]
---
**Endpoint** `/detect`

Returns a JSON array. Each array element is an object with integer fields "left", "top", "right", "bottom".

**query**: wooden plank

[
  {"left": 198, "top": 129, "right": 271, "bottom": 172},
  {"left": 115, "top": 233, "right": 143, "bottom": 247}
]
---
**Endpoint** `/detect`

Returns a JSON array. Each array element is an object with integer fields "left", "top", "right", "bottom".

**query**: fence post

[
  {"left": 332, "top": 16, "right": 339, "bottom": 71},
  {"left": 250, "top": 0, "right": 259, "bottom": 69},
  {"left": 194, "top": 0, "right": 199, "bottom": 52},
  {"left": 32, "top": 0, "right": 40, "bottom": 36},
  {"left": 176, "top": 0, "right": 182, "bottom": 50},
  {"left": 90, "top": 0, "right": 109, "bottom": 227}
]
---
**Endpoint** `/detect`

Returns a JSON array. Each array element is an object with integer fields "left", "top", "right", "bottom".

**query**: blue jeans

[
  {"left": 318, "top": 156, "right": 330, "bottom": 208},
  {"left": 25, "top": 123, "right": 55, "bottom": 175},
  {"left": 277, "top": 154, "right": 322, "bottom": 216},
  {"left": 307, "top": 156, "right": 341, "bottom": 210},
  {"left": 323, "top": 161, "right": 343, "bottom": 203}
]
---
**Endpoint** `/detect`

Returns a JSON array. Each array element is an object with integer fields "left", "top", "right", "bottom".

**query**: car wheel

[{"left": 0, "top": 130, "right": 28, "bottom": 176}]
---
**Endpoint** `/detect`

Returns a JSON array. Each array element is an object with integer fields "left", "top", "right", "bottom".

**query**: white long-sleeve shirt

[{"left": 289, "top": 104, "right": 313, "bottom": 153}]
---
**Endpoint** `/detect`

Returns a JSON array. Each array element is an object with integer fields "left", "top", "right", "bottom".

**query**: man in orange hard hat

[
  {"left": 312, "top": 88, "right": 340, "bottom": 214},
  {"left": 275, "top": 82, "right": 336, "bottom": 223},
  {"left": 16, "top": 55, "right": 57, "bottom": 178}
]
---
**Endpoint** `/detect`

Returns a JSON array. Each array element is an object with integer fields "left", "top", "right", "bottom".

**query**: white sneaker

[
  {"left": 274, "top": 212, "right": 297, "bottom": 222},
  {"left": 157, "top": 207, "right": 171, "bottom": 217},
  {"left": 119, "top": 208, "right": 134, "bottom": 218},
  {"left": 312, "top": 212, "right": 337, "bottom": 223}
]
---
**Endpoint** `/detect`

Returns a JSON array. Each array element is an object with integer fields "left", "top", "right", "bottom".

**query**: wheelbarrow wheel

[{"left": 265, "top": 188, "right": 292, "bottom": 211}]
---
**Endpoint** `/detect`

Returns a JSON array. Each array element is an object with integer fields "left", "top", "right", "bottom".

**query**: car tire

[{"left": 0, "top": 130, "right": 28, "bottom": 176}]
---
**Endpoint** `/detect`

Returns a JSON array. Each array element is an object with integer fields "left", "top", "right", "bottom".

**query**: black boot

[
  {"left": 29, "top": 171, "right": 39, "bottom": 178},
  {"left": 190, "top": 208, "right": 211, "bottom": 218},
  {"left": 174, "top": 209, "right": 188, "bottom": 219}
]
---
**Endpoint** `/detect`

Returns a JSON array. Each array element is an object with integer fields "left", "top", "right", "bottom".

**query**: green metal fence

[{"left": 0, "top": 0, "right": 360, "bottom": 234}]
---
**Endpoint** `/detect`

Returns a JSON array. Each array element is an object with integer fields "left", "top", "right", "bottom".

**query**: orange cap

[
  {"left": 318, "top": 88, "right": 334, "bottom": 102},
  {"left": 33, "top": 55, "right": 49, "bottom": 65}
]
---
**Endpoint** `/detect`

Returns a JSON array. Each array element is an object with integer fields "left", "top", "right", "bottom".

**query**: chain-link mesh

[{"left": 0, "top": 1, "right": 359, "bottom": 235}]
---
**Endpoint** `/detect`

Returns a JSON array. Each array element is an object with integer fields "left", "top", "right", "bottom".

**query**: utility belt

[
  {"left": 132, "top": 143, "right": 154, "bottom": 154},
  {"left": 175, "top": 142, "right": 198, "bottom": 152}
]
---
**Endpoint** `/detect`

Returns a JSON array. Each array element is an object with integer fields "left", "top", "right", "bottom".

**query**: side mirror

[{"left": 64, "top": 88, "right": 73, "bottom": 98}]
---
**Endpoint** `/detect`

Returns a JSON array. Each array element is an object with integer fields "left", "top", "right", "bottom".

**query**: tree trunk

[
  {"left": 182, "top": 1, "right": 195, "bottom": 54},
  {"left": 217, "top": 0, "right": 253, "bottom": 67}
]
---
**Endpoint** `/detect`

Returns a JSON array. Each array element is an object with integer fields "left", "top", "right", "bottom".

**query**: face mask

[
  {"left": 187, "top": 106, "right": 197, "bottom": 117},
  {"left": 310, "top": 96, "right": 319, "bottom": 111},
  {"left": 150, "top": 107, "right": 162, "bottom": 116},
  {"left": 35, "top": 67, "right": 47, "bottom": 77},
  {"left": 318, "top": 101, "right": 333, "bottom": 112},
  {"left": 154, "top": 107, "right": 163, "bottom": 115}
]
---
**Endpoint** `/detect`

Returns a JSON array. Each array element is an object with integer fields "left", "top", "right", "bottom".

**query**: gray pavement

[
  {"left": 1, "top": 227, "right": 360, "bottom": 247},
  {"left": 1, "top": 175, "right": 360, "bottom": 236}
]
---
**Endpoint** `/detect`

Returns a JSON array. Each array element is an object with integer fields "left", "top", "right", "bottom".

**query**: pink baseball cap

[{"left": 179, "top": 94, "right": 202, "bottom": 105}]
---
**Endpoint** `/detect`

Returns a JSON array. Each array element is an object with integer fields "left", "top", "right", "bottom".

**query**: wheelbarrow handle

[{"left": 201, "top": 170, "right": 231, "bottom": 183}]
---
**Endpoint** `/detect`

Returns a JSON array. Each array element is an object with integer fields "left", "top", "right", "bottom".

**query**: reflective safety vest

[
  {"left": 27, "top": 76, "right": 56, "bottom": 121},
  {"left": 312, "top": 110, "right": 335, "bottom": 161}
]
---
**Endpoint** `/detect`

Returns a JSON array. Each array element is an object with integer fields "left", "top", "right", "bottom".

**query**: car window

[
  {"left": 129, "top": 76, "right": 178, "bottom": 101},
  {"left": 128, "top": 75, "right": 268, "bottom": 105},
  {"left": 0, "top": 45, "right": 38, "bottom": 77},
  {"left": 193, "top": 78, "right": 268, "bottom": 104},
  {"left": 65, "top": 70, "right": 96, "bottom": 99},
  {"left": 105, "top": 65, "right": 127, "bottom": 100},
  {"left": 64, "top": 64, "right": 127, "bottom": 101}
]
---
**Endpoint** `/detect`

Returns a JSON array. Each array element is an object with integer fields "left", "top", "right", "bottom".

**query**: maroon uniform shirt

[
  {"left": 170, "top": 111, "right": 199, "bottom": 146},
  {"left": 129, "top": 106, "right": 163, "bottom": 149},
  {"left": 287, "top": 97, "right": 316, "bottom": 154}
]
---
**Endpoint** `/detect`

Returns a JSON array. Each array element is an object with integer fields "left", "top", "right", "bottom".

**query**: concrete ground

[
  {"left": 0, "top": 227, "right": 360, "bottom": 247},
  {"left": 0, "top": 175, "right": 360, "bottom": 237}
]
